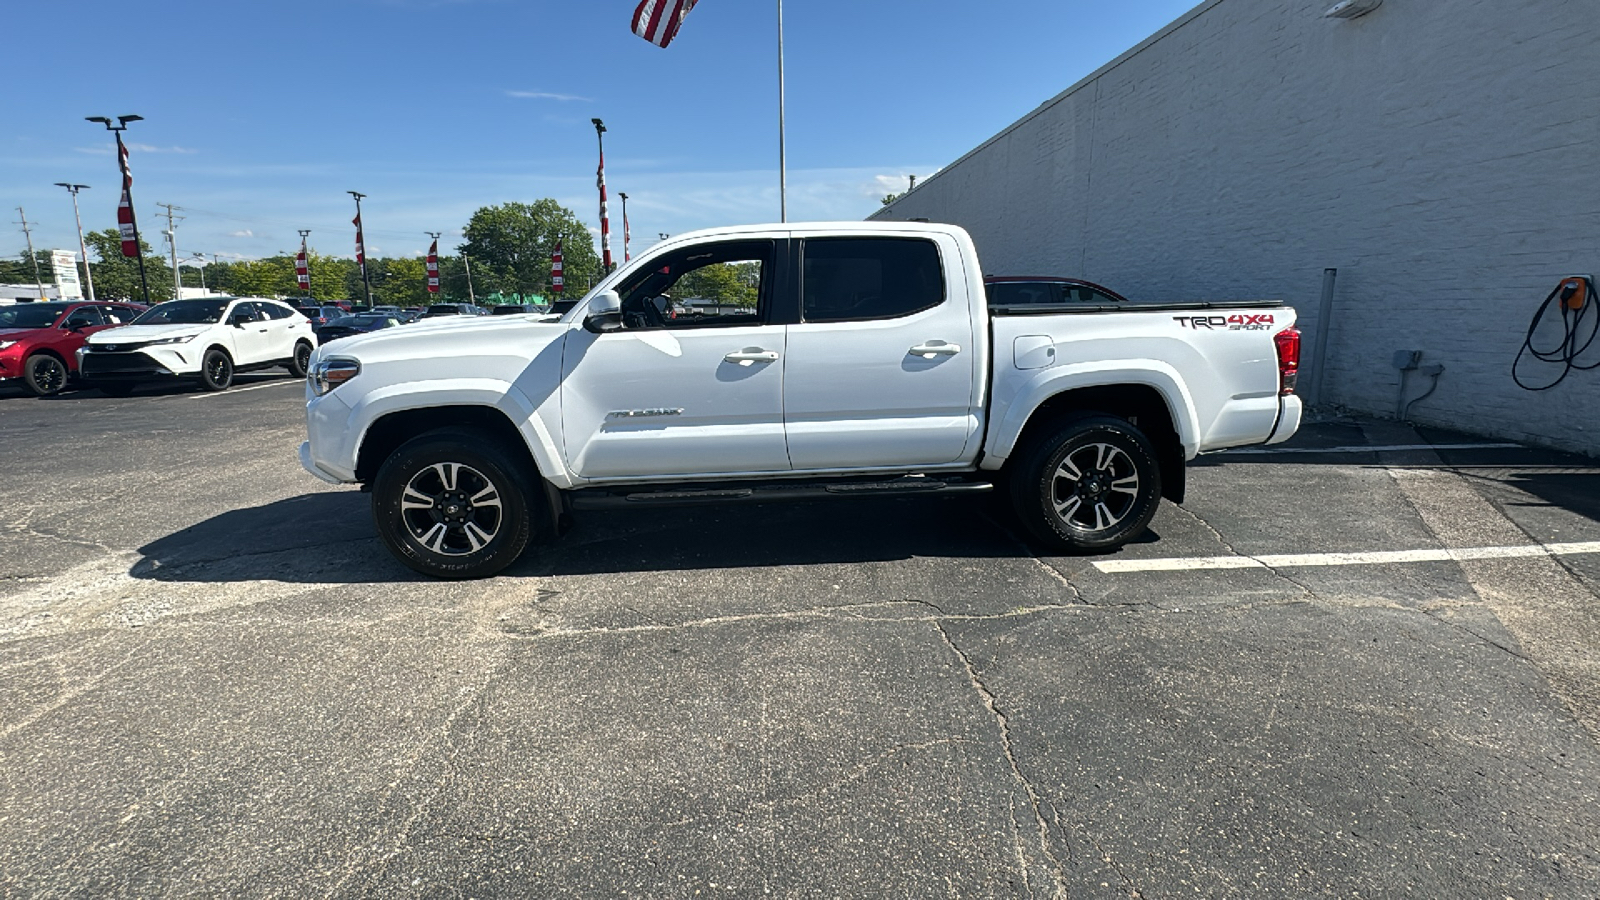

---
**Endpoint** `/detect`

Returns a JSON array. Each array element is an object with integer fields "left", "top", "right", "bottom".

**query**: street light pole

[
  {"left": 617, "top": 191, "right": 630, "bottom": 263},
  {"left": 85, "top": 114, "right": 149, "bottom": 304},
  {"left": 54, "top": 183, "right": 95, "bottom": 302},
  {"left": 14, "top": 207, "right": 45, "bottom": 299},
  {"left": 348, "top": 191, "right": 372, "bottom": 307},
  {"left": 777, "top": 0, "right": 787, "bottom": 222}
]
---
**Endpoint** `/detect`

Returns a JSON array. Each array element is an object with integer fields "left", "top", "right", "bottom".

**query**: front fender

[{"left": 333, "top": 378, "right": 569, "bottom": 488}]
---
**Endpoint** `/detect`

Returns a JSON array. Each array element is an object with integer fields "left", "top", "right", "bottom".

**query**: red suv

[{"left": 0, "top": 301, "right": 146, "bottom": 396}]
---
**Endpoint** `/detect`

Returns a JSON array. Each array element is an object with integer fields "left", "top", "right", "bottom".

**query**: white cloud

[
  {"left": 227, "top": 230, "right": 254, "bottom": 238},
  {"left": 127, "top": 143, "right": 198, "bottom": 154},
  {"left": 74, "top": 144, "right": 196, "bottom": 155},
  {"left": 505, "top": 90, "right": 591, "bottom": 102}
]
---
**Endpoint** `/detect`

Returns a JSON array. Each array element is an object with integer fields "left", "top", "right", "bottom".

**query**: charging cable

[{"left": 1513, "top": 276, "right": 1598, "bottom": 391}]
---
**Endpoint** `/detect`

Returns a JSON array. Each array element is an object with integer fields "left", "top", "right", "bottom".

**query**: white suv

[{"left": 80, "top": 296, "right": 315, "bottom": 395}]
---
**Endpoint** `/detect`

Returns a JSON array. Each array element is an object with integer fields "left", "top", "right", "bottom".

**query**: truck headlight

[{"left": 310, "top": 357, "right": 361, "bottom": 395}]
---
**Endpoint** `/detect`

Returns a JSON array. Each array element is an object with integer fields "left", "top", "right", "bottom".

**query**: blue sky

[{"left": 5, "top": 0, "right": 1199, "bottom": 265}]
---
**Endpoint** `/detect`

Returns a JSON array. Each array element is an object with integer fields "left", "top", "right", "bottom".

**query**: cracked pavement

[{"left": 2, "top": 378, "right": 1599, "bottom": 897}]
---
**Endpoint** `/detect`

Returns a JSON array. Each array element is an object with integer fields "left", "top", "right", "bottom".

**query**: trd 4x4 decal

[{"left": 1174, "top": 314, "right": 1276, "bottom": 331}]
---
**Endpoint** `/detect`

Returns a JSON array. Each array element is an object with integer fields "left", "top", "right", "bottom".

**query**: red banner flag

[
  {"left": 551, "top": 241, "right": 564, "bottom": 294},
  {"left": 426, "top": 239, "right": 440, "bottom": 294},
  {"left": 352, "top": 213, "right": 365, "bottom": 267},
  {"left": 632, "top": 0, "right": 699, "bottom": 48},
  {"left": 116, "top": 134, "right": 138, "bottom": 258},
  {"left": 296, "top": 236, "right": 310, "bottom": 292}
]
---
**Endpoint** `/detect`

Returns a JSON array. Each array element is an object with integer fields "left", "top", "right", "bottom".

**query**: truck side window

[
  {"left": 616, "top": 240, "right": 772, "bottom": 330},
  {"left": 801, "top": 237, "right": 944, "bottom": 323}
]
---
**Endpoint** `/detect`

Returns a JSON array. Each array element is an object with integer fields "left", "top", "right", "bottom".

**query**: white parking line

[
  {"left": 1093, "top": 541, "right": 1600, "bottom": 573},
  {"left": 190, "top": 380, "right": 303, "bottom": 399},
  {"left": 1214, "top": 443, "right": 1525, "bottom": 455}
]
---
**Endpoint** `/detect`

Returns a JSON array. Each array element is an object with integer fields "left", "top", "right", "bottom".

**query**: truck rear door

[{"left": 782, "top": 234, "right": 981, "bottom": 470}]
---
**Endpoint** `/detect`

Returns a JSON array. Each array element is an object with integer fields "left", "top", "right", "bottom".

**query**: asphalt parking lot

[{"left": 2, "top": 375, "right": 1598, "bottom": 898}]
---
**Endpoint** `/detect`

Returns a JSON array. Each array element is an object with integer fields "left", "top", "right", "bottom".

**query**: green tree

[
  {"left": 461, "top": 200, "right": 599, "bottom": 300},
  {"left": 371, "top": 257, "right": 429, "bottom": 307},
  {"left": 84, "top": 228, "right": 173, "bottom": 303},
  {"left": 227, "top": 257, "right": 294, "bottom": 297},
  {"left": 677, "top": 262, "right": 758, "bottom": 309}
]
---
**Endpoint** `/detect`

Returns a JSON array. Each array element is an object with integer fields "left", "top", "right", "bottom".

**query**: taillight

[{"left": 1274, "top": 327, "right": 1301, "bottom": 395}]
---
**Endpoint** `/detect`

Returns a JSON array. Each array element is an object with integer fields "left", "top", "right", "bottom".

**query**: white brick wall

[{"left": 876, "top": 0, "right": 1600, "bottom": 455}]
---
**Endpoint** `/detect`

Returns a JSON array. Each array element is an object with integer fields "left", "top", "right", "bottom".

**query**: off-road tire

[
  {"left": 1009, "top": 414, "right": 1163, "bottom": 552},
  {"left": 372, "top": 430, "right": 534, "bottom": 579}
]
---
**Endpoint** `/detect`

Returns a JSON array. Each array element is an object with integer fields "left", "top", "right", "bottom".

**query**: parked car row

[{"left": 0, "top": 296, "right": 559, "bottom": 396}]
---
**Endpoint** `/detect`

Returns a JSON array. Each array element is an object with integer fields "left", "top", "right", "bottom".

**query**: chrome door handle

[
  {"left": 724, "top": 348, "right": 779, "bottom": 366},
  {"left": 909, "top": 341, "right": 961, "bottom": 358}
]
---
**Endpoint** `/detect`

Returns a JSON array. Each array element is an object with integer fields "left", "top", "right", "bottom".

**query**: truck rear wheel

[
  {"left": 372, "top": 430, "right": 533, "bottom": 579},
  {"left": 1010, "top": 415, "right": 1162, "bottom": 552}
]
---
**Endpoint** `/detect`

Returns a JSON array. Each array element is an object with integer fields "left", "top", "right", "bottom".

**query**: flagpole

[
  {"left": 349, "top": 191, "right": 372, "bottom": 307},
  {"left": 593, "top": 118, "right": 613, "bottom": 272},
  {"left": 778, "top": 0, "right": 787, "bottom": 223}
]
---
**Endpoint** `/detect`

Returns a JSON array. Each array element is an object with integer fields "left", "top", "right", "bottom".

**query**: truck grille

[{"left": 81, "top": 352, "right": 165, "bottom": 377}]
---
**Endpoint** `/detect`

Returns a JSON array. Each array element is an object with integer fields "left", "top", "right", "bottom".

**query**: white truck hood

[
  {"left": 86, "top": 323, "right": 211, "bottom": 345},
  {"left": 313, "top": 316, "right": 569, "bottom": 367}
]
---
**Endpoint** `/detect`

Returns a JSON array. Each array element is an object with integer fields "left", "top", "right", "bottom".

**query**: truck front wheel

[
  {"left": 372, "top": 430, "right": 533, "bottom": 579},
  {"left": 1010, "top": 415, "right": 1163, "bottom": 552}
]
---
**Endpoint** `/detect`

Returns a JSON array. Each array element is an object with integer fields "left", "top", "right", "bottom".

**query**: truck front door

[{"left": 559, "top": 238, "right": 792, "bottom": 481}]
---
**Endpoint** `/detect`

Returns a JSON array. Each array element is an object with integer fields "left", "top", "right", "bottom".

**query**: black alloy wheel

[
  {"left": 287, "top": 341, "right": 312, "bottom": 378},
  {"left": 23, "top": 354, "right": 68, "bottom": 397},
  {"left": 1010, "top": 414, "right": 1162, "bottom": 551},
  {"left": 372, "top": 430, "right": 534, "bottom": 579},
  {"left": 200, "top": 349, "right": 234, "bottom": 391}
]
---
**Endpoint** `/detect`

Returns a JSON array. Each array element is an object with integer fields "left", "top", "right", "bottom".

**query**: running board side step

[{"left": 569, "top": 477, "right": 993, "bottom": 510}]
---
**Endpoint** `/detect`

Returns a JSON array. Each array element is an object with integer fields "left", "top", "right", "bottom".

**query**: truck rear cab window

[
  {"left": 801, "top": 237, "right": 944, "bottom": 323},
  {"left": 616, "top": 239, "right": 773, "bottom": 330},
  {"left": 987, "top": 282, "right": 1059, "bottom": 306}
]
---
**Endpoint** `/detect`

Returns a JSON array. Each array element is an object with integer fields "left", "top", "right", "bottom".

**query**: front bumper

[
  {"left": 79, "top": 345, "right": 203, "bottom": 382},
  {"left": 299, "top": 441, "right": 344, "bottom": 484}
]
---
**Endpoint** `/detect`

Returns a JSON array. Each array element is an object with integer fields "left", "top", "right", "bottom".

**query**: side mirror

[
  {"left": 230, "top": 311, "right": 252, "bottom": 327},
  {"left": 583, "top": 290, "right": 624, "bottom": 334}
]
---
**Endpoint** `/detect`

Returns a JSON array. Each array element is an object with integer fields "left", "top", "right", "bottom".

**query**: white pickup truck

[{"left": 300, "top": 222, "right": 1301, "bottom": 578}]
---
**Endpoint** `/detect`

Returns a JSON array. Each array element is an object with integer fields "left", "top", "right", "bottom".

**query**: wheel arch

[
  {"left": 1006, "top": 383, "right": 1187, "bottom": 504},
  {"left": 355, "top": 404, "right": 562, "bottom": 540},
  {"left": 25, "top": 346, "right": 70, "bottom": 368}
]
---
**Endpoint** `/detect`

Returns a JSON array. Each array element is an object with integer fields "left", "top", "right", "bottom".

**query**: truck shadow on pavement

[{"left": 129, "top": 491, "right": 1137, "bottom": 583}]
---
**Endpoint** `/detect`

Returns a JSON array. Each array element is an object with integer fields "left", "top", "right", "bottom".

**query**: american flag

[
  {"left": 352, "top": 213, "right": 365, "bottom": 267},
  {"left": 426, "top": 239, "right": 440, "bottom": 294},
  {"left": 597, "top": 153, "right": 612, "bottom": 271},
  {"left": 116, "top": 134, "right": 138, "bottom": 258},
  {"left": 632, "top": 0, "right": 699, "bottom": 48},
  {"left": 296, "top": 236, "right": 310, "bottom": 292},
  {"left": 550, "top": 241, "right": 564, "bottom": 294}
]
